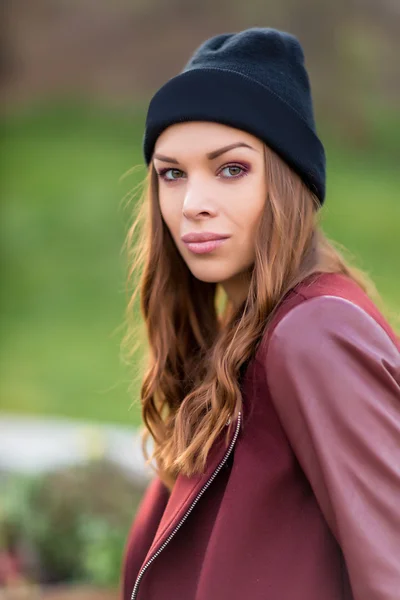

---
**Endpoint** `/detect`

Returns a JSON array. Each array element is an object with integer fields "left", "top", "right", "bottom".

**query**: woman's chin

[{"left": 187, "top": 264, "right": 232, "bottom": 284}]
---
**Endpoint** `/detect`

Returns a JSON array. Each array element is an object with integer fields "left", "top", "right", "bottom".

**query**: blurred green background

[
  {"left": 1, "top": 1, "right": 399, "bottom": 426},
  {"left": 1, "top": 105, "right": 146, "bottom": 426}
]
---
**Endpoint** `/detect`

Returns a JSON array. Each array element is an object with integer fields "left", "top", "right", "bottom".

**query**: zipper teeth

[{"left": 130, "top": 412, "right": 242, "bottom": 600}]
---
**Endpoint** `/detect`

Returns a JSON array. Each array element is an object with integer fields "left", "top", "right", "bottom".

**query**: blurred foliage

[
  {"left": 0, "top": 104, "right": 146, "bottom": 425},
  {"left": 0, "top": 460, "right": 146, "bottom": 586},
  {"left": 0, "top": 103, "right": 399, "bottom": 425}
]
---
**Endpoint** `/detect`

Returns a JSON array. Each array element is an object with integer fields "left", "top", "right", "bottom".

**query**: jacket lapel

[{"left": 141, "top": 418, "right": 238, "bottom": 566}]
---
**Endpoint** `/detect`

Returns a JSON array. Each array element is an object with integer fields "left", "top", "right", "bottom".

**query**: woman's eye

[
  {"left": 161, "top": 168, "right": 184, "bottom": 180},
  {"left": 220, "top": 165, "right": 246, "bottom": 178},
  {"left": 158, "top": 164, "right": 247, "bottom": 181}
]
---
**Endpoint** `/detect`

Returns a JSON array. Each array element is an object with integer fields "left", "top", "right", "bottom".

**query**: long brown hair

[{"left": 122, "top": 143, "right": 384, "bottom": 492}]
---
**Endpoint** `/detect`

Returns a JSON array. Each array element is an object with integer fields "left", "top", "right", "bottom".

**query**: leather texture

[
  {"left": 266, "top": 295, "right": 400, "bottom": 600},
  {"left": 122, "top": 273, "right": 400, "bottom": 600}
]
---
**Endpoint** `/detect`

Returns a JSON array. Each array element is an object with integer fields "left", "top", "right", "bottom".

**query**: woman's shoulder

[
  {"left": 257, "top": 272, "right": 399, "bottom": 363},
  {"left": 295, "top": 271, "right": 398, "bottom": 344},
  {"left": 292, "top": 270, "right": 382, "bottom": 312},
  {"left": 253, "top": 271, "right": 399, "bottom": 423}
]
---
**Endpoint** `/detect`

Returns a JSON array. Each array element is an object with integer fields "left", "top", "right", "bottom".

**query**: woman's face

[{"left": 153, "top": 121, "right": 266, "bottom": 306}]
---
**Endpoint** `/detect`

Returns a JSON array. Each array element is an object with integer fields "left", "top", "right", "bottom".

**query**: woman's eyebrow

[
  {"left": 153, "top": 142, "right": 257, "bottom": 164},
  {"left": 207, "top": 142, "right": 257, "bottom": 160}
]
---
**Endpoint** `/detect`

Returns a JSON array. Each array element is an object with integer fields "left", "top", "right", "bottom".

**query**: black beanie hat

[{"left": 143, "top": 27, "right": 326, "bottom": 204}]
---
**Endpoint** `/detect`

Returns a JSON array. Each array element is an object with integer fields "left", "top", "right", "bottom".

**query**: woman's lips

[{"left": 183, "top": 238, "right": 228, "bottom": 254}]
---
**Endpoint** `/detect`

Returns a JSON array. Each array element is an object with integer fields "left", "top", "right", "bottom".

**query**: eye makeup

[
  {"left": 217, "top": 162, "right": 251, "bottom": 180},
  {"left": 156, "top": 161, "right": 251, "bottom": 183}
]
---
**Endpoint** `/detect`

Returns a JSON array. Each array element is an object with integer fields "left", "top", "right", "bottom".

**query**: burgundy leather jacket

[{"left": 122, "top": 272, "right": 400, "bottom": 599}]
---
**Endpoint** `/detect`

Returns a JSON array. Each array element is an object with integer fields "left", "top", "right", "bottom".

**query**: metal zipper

[{"left": 130, "top": 411, "right": 242, "bottom": 600}]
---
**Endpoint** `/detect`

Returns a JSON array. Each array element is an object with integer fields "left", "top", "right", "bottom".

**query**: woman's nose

[{"left": 182, "top": 178, "right": 216, "bottom": 218}]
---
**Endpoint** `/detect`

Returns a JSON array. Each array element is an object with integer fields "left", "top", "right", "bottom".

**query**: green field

[{"left": 1, "top": 103, "right": 399, "bottom": 426}]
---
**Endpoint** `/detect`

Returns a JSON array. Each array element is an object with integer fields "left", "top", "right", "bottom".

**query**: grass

[
  {"left": 0, "top": 103, "right": 146, "bottom": 426},
  {"left": 1, "top": 102, "right": 399, "bottom": 425}
]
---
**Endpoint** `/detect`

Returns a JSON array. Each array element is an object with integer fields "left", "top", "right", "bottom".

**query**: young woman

[{"left": 121, "top": 27, "right": 400, "bottom": 600}]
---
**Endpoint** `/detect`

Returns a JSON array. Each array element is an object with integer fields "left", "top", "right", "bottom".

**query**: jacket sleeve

[{"left": 265, "top": 295, "right": 400, "bottom": 600}]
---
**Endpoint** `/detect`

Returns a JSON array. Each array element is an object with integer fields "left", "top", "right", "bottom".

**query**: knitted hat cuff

[{"left": 143, "top": 68, "right": 326, "bottom": 204}]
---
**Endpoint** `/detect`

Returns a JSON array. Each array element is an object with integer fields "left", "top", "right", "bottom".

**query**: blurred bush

[{"left": 0, "top": 460, "right": 146, "bottom": 588}]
